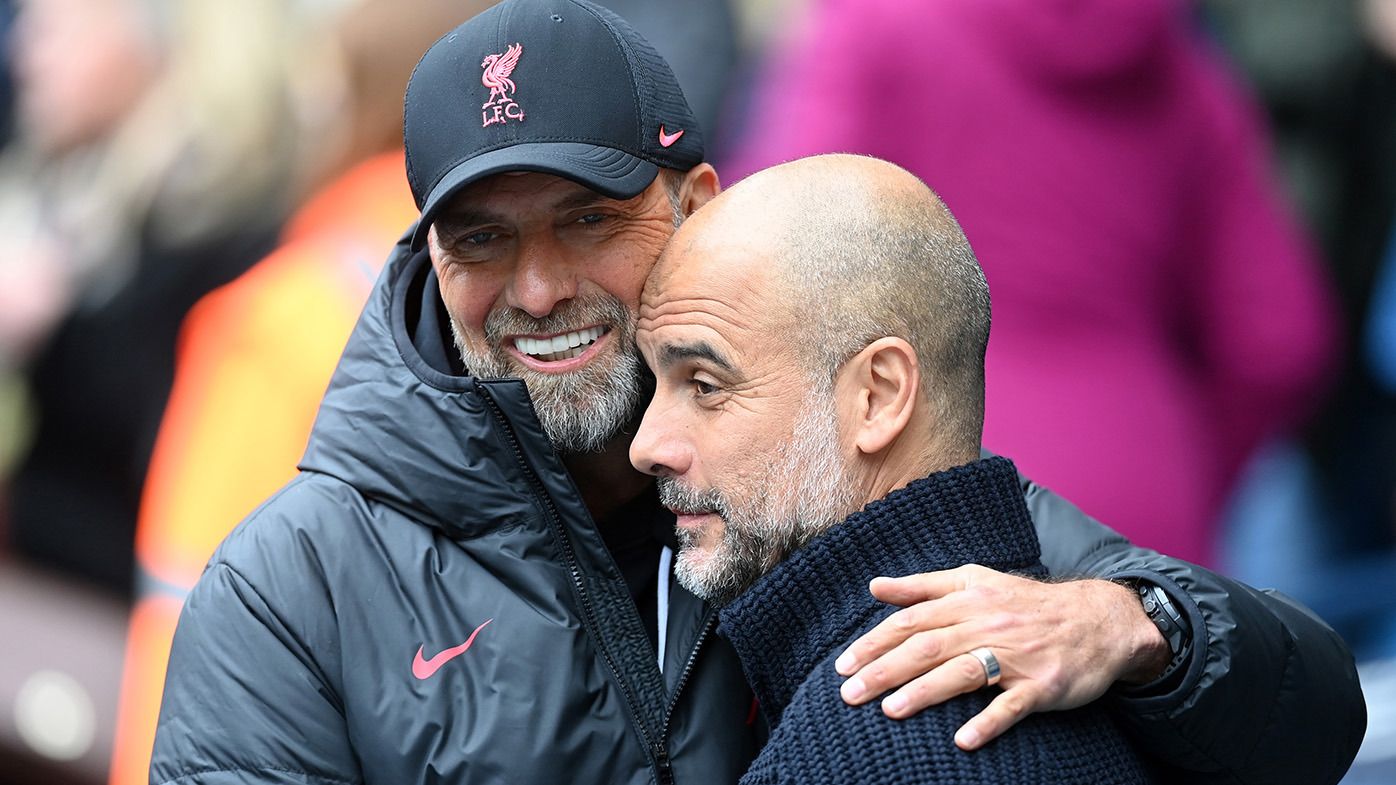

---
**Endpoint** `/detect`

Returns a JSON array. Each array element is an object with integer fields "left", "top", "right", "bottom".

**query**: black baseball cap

[{"left": 403, "top": 0, "right": 705, "bottom": 251}]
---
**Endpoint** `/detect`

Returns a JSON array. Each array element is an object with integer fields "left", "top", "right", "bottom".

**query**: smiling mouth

[{"left": 512, "top": 326, "right": 607, "bottom": 362}]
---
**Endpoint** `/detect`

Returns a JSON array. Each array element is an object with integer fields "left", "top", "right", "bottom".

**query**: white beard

[
  {"left": 660, "top": 382, "right": 860, "bottom": 605},
  {"left": 451, "top": 291, "right": 646, "bottom": 453}
]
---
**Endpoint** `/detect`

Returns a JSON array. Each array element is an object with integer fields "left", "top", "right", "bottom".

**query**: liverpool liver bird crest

[{"left": 481, "top": 44, "right": 523, "bottom": 108}]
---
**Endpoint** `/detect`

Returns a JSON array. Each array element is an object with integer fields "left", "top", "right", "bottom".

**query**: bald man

[{"left": 629, "top": 155, "right": 1150, "bottom": 783}]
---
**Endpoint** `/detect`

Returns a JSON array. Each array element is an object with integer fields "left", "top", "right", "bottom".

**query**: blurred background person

[
  {"left": 0, "top": 0, "right": 330, "bottom": 782},
  {"left": 0, "top": 0, "right": 308, "bottom": 595},
  {"left": 0, "top": 0, "right": 164, "bottom": 547},
  {"left": 724, "top": 0, "right": 1339, "bottom": 569},
  {"left": 1204, "top": 0, "right": 1396, "bottom": 660},
  {"left": 1202, "top": 3, "right": 1396, "bottom": 780}
]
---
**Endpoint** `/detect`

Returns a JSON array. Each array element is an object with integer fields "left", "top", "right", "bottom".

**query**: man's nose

[
  {"left": 506, "top": 239, "right": 578, "bottom": 318},
  {"left": 630, "top": 400, "right": 690, "bottom": 478}
]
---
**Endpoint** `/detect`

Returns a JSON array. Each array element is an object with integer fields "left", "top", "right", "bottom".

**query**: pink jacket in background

[{"left": 724, "top": 0, "right": 1338, "bottom": 564}]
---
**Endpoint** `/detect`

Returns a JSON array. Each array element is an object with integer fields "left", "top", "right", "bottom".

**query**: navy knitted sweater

[{"left": 718, "top": 457, "right": 1150, "bottom": 784}]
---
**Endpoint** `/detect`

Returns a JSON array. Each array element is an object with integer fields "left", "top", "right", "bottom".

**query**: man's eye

[
  {"left": 577, "top": 213, "right": 607, "bottom": 226},
  {"left": 691, "top": 378, "right": 719, "bottom": 396},
  {"left": 439, "top": 230, "right": 497, "bottom": 253}
]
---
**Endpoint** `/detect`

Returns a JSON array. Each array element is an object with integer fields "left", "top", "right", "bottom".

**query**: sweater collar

[{"left": 718, "top": 456, "right": 1041, "bottom": 722}]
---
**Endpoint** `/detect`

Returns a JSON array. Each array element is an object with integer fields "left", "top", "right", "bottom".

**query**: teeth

[{"left": 515, "top": 326, "right": 605, "bottom": 360}]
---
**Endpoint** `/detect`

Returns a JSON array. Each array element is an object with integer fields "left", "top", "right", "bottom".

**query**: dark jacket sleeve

[
  {"left": 149, "top": 562, "right": 362, "bottom": 785},
  {"left": 1020, "top": 475, "right": 1366, "bottom": 785}
]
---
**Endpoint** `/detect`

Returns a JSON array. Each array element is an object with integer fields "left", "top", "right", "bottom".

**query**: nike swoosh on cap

[
  {"left": 658, "top": 125, "right": 684, "bottom": 148},
  {"left": 412, "top": 618, "right": 493, "bottom": 680}
]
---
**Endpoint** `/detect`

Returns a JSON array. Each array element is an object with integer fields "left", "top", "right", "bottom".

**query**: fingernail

[
  {"left": 835, "top": 652, "right": 856, "bottom": 675},
  {"left": 956, "top": 727, "right": 980, "bottom": 749},
  {"left": 882, "top": 693, "right": 908, "bottom": 715},
  {"left": 840, "top": 677, "right": 866, "bottom": 703}
]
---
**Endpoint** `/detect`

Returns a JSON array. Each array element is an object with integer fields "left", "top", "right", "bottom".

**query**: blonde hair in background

[{"left": 117, "top": 0, "right": 338, "bottom": 249}]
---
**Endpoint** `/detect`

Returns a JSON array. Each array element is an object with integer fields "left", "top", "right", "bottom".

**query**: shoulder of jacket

[
  {"left": 207, "top": 472, "right": 396, "bottom": 577},
  {"left": 1018, "top": 477, "right": 1133, "bottom": 572}
]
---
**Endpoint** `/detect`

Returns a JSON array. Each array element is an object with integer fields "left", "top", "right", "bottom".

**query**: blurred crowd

[{"left": 0, "top": 0, "right": 1392, "bottom": 783}]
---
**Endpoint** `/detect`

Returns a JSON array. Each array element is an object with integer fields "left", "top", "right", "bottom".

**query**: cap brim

[{"left": 410, "top": 143, "right": 659, "bottom": 251}]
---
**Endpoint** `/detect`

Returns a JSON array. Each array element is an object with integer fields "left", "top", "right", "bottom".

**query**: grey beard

[
  {"left": 659, "top": 382, "right": 861, "bottom": 605},
  {"left": 451, "top": 292, "right": 647, "bottom": 454}
]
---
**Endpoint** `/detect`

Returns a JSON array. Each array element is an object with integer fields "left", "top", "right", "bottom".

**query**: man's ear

[
  {"left": 838, "top": 337, "right": 920, "bottom": 456},
  {"left": 680, "top": 163, "right": 721, "bottom": 215}
]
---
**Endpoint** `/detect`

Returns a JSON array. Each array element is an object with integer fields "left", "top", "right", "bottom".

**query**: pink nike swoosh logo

[
  {"left": 658, "top": 125, "right": 684, "bottom": 148},
  {"left": 412, "top": 619, "right": 493, "bottom": 680}
]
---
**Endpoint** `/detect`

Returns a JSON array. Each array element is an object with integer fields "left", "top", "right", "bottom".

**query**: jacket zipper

[
  {"left": 480, "top": 391, "right": 670, "bottom": 783},
  {"left": 653, "top": 607, "right": 719, "bottom": 784}
]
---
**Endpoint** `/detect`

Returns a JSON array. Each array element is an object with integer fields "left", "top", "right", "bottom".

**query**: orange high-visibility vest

[{"left": 108, "top": 152, "right": 416, "bottom": 785}]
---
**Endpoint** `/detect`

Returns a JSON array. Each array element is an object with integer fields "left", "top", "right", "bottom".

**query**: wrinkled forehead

[
  {"left": 641, "top": 196, "right": 791, "bottom": 339},
  {"left": 639, "top": 251, "right": 780, "bottom": 355}
]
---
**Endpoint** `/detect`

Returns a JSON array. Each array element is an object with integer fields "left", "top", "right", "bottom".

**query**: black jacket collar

[{"left": 299, "top": 236, "right": 547, "bottom": 539}]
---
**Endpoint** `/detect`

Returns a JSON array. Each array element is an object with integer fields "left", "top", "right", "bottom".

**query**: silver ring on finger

[{"left": 968, "top": 647, "right": 1001, "bottom": 687}]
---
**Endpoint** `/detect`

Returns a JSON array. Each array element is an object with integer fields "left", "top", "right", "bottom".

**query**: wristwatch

[{"left": 1133, "top": 580, "right": 1191, "bottom": 679}]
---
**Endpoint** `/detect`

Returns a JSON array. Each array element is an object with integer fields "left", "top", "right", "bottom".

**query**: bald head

[
  {"left": 632, "top": 156, "right": 990, "bottom": 594},
  {"left": 651, "top": 154, "right": 991, "bottom": 455}
]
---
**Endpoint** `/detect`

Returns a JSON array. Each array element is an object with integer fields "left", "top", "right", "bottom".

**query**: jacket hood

[
  {"left": 299, "top": 227, "right": 552, "bottom": 538},
  {"left": 959, "top": 0, "right": 1183, "bottom": 85}
]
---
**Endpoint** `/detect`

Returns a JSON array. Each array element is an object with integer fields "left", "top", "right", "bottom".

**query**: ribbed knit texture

[{"left": 720, "top": 457, "right": 1149, "bottom": 784}]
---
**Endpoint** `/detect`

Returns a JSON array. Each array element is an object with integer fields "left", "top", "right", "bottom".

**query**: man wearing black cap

[{"left": 149, "top": 1, "right": 1364, "bottom": 784}]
